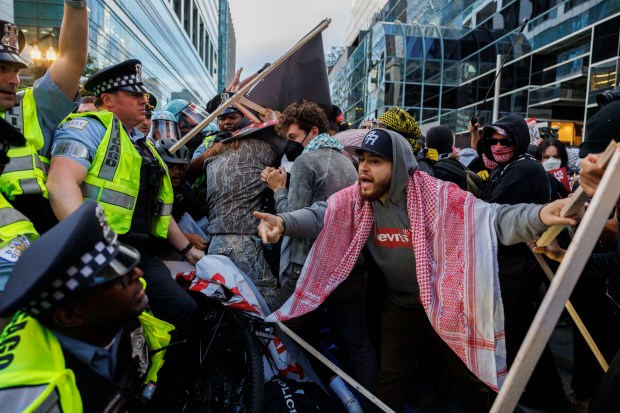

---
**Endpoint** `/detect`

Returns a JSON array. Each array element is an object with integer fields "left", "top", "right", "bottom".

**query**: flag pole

[{"left": 170, "top": 18, "right": 332, "bottom": 154}]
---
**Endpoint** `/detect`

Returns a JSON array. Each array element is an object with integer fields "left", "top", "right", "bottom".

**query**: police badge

[
  {"left": 135, "top": 63, "right": 143, "bottom": 83},
  {"left": 2, "top": 23, "right": 19, "bottom": 51},
  {"left": 130, "top": 326, "right": 149, "bottom": 375}
]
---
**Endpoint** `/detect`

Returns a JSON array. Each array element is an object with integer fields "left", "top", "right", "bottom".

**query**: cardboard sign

[
  {"left": 548, "top": 166, "right": 570, "bottom": 192},
  {"left": 526, "top": 117, "right": 540, "bottom": 145}
]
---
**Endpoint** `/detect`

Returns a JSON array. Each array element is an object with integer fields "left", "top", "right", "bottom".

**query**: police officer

[
  {"left": 46, "top": 59, "right": 201, "bottom": 406},
  {"left": 137, "top": 93, "right": 157, "bottom": 136},
  {"left": 0, "top": 200, "right": 174, "bottom": 412},
  {"left": 0, "top": 118, "right": 38, "bottom": 296},
  {"left": 0, "top": 1, "right": 89, "bottom": 233}
]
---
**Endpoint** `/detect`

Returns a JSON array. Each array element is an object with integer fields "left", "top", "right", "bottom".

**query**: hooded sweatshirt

[
  {"left": 480, "top": 114, "right": 551, "bottom": 205},
  {"left": 364, "top": 130, "right": 421, "bottom": 307}
]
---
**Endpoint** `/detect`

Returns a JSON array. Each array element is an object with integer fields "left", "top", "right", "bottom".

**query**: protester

[
  {"left": 479, "top": 114, "right": 567, "bottom": 411},
  {"left": 417, "top": 125, "right": 472, "bottom": 191},
  {"left": 0, "top": 200, "right": 174, "bottom": 412},
  {"left": 46, "top": 59, "right": 200, "bottom": 406},
  {"left": 200, "top": 119, "right": 279, "bottom": 307},
  {"left": 535, "top": 100, "right": 620, "bottom": 412},
  {"left": 262, "top": 102, "right": 377, "bottom": 409},
  {"left": 376, "top": 107, "right": 423, "bottom": 155},
  {"left": 256, "top": 128, "right": 578, "bottom": 412},
  {"left": 0, "top": 4, "right": 88, "bottom": 233}
]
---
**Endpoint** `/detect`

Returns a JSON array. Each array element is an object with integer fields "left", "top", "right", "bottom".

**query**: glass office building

[
  {"left": 14, "top": 0, "right": 223, "bottom": 107},
  {"left": 330, "top": 0, "right": 620, "bottom": 145}
]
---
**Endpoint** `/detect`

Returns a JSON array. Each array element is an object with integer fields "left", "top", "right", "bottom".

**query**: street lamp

[{"left": 30, "top": 44, "right": 57, "bottom": 79}]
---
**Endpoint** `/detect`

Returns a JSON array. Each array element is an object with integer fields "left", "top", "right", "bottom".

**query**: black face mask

[{"left": 283, "top": 140, "right": 304, "bottom": 161}]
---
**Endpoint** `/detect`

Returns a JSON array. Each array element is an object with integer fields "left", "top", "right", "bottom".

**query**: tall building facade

[
  {"left": 13, "top": 0, "right": 225, "bottom": 107},
  {"left": 1, "top": 0, "right": 14, "bottom": 22},
  {"left": 217, "top": 0, "right": 236, "bottom": 92},
  {"left": 330, "top": 0, "right": 620, "bottom": 146}
]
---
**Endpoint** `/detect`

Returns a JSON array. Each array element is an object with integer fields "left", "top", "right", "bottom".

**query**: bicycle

[{"left": 171, "top": 256, "right": 278, "bottom": 413}]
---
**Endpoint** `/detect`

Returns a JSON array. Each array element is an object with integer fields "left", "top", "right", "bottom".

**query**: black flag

[{"left": 245, "top": 32, "right": 332, "bottom": 113}]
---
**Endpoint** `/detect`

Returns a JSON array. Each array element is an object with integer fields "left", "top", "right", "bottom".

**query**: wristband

[
  {"left": 65, "top": 0, "right": 87, "bottom": 8},
  {"left": 178, "top": 243, "right": 193, "bottom": 255}
]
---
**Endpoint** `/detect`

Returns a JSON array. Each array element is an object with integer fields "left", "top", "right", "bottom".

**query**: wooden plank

[
  {"left": 491, "top": 148, "right": 620, "bottom": 413},
  {"left": 277, "top": 321, "right": 396, "bottom": 413},
  {"left": 532, "top": 252, "right": 608, "bottom": 371},
  {"left": 233, "top": 101, "right": 262, "bottom": 123},
  {"left": 170, "top": 18, "right": 331, "bottom": 154}
]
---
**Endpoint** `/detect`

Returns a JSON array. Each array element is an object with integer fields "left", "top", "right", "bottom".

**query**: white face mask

[{"left": 542, "top": 157, "right": 562, "bottom": 171}]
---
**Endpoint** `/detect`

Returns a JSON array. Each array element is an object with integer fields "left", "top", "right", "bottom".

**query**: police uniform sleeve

[
  {"left": 32, "top": 71, "right": 80, "bottom": 155},
  {"left": 50, "top": 118, "right": 105, "bottom": 170},
  {"left": 192, "top": 141, "right": 207, "bottom": 159}
]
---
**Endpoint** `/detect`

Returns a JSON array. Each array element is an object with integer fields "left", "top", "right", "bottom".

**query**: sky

[{"left": 227, "top": 0, "right": 351, "bottom": 75}]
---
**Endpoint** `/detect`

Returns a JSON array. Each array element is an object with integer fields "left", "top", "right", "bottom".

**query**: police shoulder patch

[
  {"left": 0, "top": 235, "right": 31, "bottom": 263},
  {"left": 64, "top": 119, "right": 89, "bottom": 130}
]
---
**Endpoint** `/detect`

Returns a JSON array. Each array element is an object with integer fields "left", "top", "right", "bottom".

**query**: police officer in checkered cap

[
  {"left": 48, "top": 58, "right": 202, "bottom": 408},
  {"left": 84, "top": 59, "right": 151, "bottom": 97},
  {"left": 0, "top": 199, "right": 176, "bottom": 412}
]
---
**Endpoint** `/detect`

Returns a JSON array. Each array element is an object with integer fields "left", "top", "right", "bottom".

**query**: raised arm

[{"left": 47, "top": 2, "right": 89, "bottom": 100}]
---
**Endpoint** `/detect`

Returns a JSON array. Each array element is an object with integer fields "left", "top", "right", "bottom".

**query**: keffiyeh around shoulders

[{"left": 267, "top": 171, "right": 506, "bottom": 390}]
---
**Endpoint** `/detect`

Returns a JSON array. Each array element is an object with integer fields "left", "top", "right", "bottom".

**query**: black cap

[
  {"left": 425, "top": 125, "right": 454, "bottom": 154},
  {"left": 219, "top": 105, "right": 242, "bottom": 116},
  {"left": 0, "top": 20, "right": 27, "bottom": 68},
  {"left": 0, "top": 200, "right": 141, "bottom": 318},
  {"left": 579, "top": 100, "right": 620, "bottom": 158},
  {"left": 345, "top": 128, "right": 393, "bottom": 160},
  {"left": 85, "top": 59, "right": 150, "bottom": 96}
]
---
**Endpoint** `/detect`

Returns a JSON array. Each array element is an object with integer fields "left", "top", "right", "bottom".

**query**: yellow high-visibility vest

[
  {"left": 0, "top": 89, "right": 49, "bottom": 199},
  {"left": 0, "top": 311, "right": 173, "bottom": 412},
  {"left": 64, "top": 111, "right": 174, "bottom": 237},
  {"left": 0, "top": 193, "right": 38, "bottom": 247}
]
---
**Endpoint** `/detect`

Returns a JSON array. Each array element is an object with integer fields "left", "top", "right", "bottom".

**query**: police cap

[
  {"left": 0, "top": 200, "right": 141, "bottom": 318},
  {"left": 0, "top": 20, "right": 27, "bottom": 68},
  {"left": 84, "top": 59, "right": 150, "bottom": 97}
]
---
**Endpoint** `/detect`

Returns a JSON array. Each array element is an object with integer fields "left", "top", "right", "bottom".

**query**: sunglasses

[{"left": 484, "top": 137, "right": 514, "bottom": 146}]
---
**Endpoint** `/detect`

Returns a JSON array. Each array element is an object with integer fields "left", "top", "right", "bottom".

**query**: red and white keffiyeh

[{"left": 266, "top": 171, "right": 507, "bottom": 390}]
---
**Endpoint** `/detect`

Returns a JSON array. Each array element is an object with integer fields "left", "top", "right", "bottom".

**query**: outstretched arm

[{"left": 47, "top": 2, "right": 89, "bottom": 100}]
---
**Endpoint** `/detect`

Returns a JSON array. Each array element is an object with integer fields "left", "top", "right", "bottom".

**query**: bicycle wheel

[{"left": 191, "top": 311, "right": 264, "bottom": 413}]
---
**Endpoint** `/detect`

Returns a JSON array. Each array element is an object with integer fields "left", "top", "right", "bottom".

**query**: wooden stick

[
  {"left": 233, "top": 101, "right": 262, "bottom": 123},
  {"left": 277, "top": 321, "right": 396, "bottom": 413},
  {"left": 237, "top": 96, "right": 270, "bottom": 116},
  {"left": 491, "top": 148, "right": 620, "bottom": 413},
  {"left": 532, "top": 252, "right": 609, "bottom": 371},
  {"left": 170, "top": 18, "right": 332, "bottom": 154},
  {"left": 538, "top": 141, "right": 619, "bottom": 246}
]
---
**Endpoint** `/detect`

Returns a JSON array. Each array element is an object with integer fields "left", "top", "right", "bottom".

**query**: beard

[{"left": 359, "top": 176, "right": 391, "bottom": 202}]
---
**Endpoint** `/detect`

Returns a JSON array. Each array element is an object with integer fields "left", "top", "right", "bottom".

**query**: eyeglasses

[{"left": 484, "top": 137, "right": 514, "bottom": 146}]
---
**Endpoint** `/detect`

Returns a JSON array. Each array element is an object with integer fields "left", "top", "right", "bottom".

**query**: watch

[{"left": 65, "top": 0, "right": 87, "bottom": 8}]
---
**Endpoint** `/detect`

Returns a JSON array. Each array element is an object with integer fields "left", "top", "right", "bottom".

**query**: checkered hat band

[
  {"left": 27, "top": 242, "right": 117, "bottom": 316},
  {"left": 93, "top": 74, "right": 141, "bottom": 95}
]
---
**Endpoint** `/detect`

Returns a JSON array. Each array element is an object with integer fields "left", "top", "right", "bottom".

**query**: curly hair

[
  {"left": 535, "top": 138, "right": 568, "bottom": 168},
  {"left": 276, "top": 101, "right": 329, "bottom": 136}
]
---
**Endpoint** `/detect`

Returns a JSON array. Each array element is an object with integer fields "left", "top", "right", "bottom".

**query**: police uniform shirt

[
  {"left": 51, "top": 117, "right": 146, "bottom": 169},
  {"left": 54, "top": 329, "right": 123, "bottom": 381},
  {"left": 1, "top": 71, "right": 81, "bottom": 156}
]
